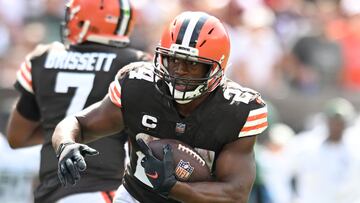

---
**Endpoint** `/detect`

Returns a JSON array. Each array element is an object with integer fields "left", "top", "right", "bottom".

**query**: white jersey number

[
  {"left": 54, "top": 72, "right": 95, "bottom": 116},
  {"left": 223, "top": 81, "right": 255, "bottom": 104}
]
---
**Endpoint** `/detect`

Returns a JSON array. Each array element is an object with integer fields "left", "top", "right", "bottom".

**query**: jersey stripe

[
  {"left": 243, "top": 117, "right": 267, "bottom": 127},
  {"left": 248, "top": 106, "right": 267, "bottom": 116},
  {"left": 239, "top": 125, "right": 268, "bottom": 137},
  {"left": 116, "top": 0, "right": 131, "bottom": 36},
  {"left": 113, "top": 80, "right": 121, "bottom": 98},
  {"left": 108, "top": 81, "right": 122, "bottom": 107},
  {"left": 101, "top": 192, "right": 112, "bottom": 203},
  {"left": 239, "top": 106, "right": 268, "bottom": 137},
  {"left": 16, "top": 61, "right": 34, "bottom": 94},
  {"left": 241, "top": 122, "right": 268, "bottom": 132},
  {"left": 109, "top": 191, "right": 115, "bottom": 199},
  {"left": 247, "top": 112, "right": 267, "bottom": 121}
]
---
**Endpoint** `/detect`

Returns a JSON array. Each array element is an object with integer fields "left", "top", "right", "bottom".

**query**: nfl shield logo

[
  {"left": 175, "top": 123, "right": 186, "bottom": 135},
  {"left": 175, "top": 160, "right": 194, "bottom": 181}
]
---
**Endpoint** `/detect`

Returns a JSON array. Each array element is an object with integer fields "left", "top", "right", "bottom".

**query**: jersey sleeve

[
  {"left": 108, "top": 61, "right": 152, "bottom": 108},
  {"left": 15, "top": 42, "right": 58, "bottom": 95},
  {"left": 238, "top": 96, "right": 268, "bottom": 138},
  {"left": 16, "top": 60, "right": 34, "bottom": 94},
  {"left": 107, "top": 62, "right": 134, "bottom": 108},
  {"left": 108, "top": 77, "right": 123, "bottom": 108}
]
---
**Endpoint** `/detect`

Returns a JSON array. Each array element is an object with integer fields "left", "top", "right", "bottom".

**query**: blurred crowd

[
  {"left": 1, "top": 0, "right": 360, "bottom": 94},
  {"left": 0, "top": 0, "right": 360, "bottom": 202},
  {"left": 253, "top": 97, "right": 360, "bottom": 203}
]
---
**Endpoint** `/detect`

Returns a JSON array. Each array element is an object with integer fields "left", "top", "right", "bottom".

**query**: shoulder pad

[
  {"left": 250, "top": 94, "right": 266, "bottom": 107},
  {"left": 25, "top": 41, "right": 65, "bottom": 62},
  {"left": 221, "top": 79, "right": 261, "bottom": 105},
  {"left": 109, "top": 62, "right": 154, "bottom": 108},
  {"left": 115, "top": 61, "right": 154, "bottom": 80},
  {"left": 135, "top": 51, "right": 153, "bottom": 62}
]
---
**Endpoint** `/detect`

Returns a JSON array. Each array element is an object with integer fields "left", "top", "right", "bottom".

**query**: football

[{"left": 148, "top": 139, "right": 213, "bottom": 182}]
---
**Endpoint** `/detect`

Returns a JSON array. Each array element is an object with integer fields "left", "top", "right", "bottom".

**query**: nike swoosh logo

[{"left": 146, "top": 172, "right": 159, "bottom": 179}]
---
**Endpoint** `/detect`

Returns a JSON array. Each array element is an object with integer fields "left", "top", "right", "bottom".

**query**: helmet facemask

[
  {"left": 153, "top": 11, "right": 230, "bottom": 103},
  {"left": 61, "top": 5, "right": 78, "bottom": 45},
  {"left": 154, "top": 45, "right": 223, "bottom": 104}
]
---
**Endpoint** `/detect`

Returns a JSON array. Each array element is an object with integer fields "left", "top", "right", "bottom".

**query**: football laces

[{"left": 177, "top": 144, "right": 206, "bottom": 166}]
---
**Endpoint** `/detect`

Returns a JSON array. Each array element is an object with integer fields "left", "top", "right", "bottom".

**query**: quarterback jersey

[
  {"left": 15, "top": 41, "right": 149, "bottom": 202},
  {"left": 108, "top": 62, "right": 268, "bottom": 202}
]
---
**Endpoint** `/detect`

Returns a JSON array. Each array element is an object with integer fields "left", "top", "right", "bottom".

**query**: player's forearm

[
  {"left": 52, "top": 116, "right": 83, "bottom": 152},
  {"left": 169, "top": 181, "right": 252, "bottom": 203},
  {"left": 74, "top": 97, "right": 125, "bottom": 142},
  {"left": 52, "top": 99, "right": 124, "bottom": 150}
]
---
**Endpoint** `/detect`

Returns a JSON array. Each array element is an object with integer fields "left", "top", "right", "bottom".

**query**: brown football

[{"left": 148, "top": 139, "right": 213, "bottom": 182}]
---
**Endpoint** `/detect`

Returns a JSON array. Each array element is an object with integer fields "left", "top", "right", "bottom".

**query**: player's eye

[
  {"left": 171, "top": 57, "right": 180, "bottom": 64},
  {"left": 188, "top": 61, "right": 198, "bottom": 66}
]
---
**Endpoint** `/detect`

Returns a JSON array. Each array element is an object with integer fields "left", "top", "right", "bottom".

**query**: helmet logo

[{"left": 105, "top": 15, "right": 119, "bottom": 24}]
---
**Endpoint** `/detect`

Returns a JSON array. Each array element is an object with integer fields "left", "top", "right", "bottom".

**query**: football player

[
  {"left": 52, "top": 11, "right": 268, "bottom": 203},
  {"left": 6, "top": 0, "right": 150, "bottom": 202}
]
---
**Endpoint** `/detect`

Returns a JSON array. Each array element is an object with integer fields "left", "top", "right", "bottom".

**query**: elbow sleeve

[{"left": 16, "top": 93, "right": 40, "bottom": 121}]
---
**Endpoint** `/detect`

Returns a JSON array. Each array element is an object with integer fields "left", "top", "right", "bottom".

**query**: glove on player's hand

[
  {"left": 137, "top": 138, "right": 177, "bottom": 197},
  {"left": 56, "top": 142, "right": 98, "bottom": 187}
]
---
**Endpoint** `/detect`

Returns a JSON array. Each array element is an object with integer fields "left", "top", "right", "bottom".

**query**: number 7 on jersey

[{"left": 55, "top": 72, "right": 95, "bottom": 116}]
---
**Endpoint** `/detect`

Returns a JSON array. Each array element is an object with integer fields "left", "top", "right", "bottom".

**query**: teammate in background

[
  {"left": 286, "top": 98, "right": 360, "bottom": 203},
  {"left": 6, "top": 0, "right": 150, "bottom": 202},
  {"left": 52, "top": 11, "right": 268, "bottom": 203}
]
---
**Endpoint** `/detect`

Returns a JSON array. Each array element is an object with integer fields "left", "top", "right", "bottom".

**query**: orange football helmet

[
  {"left": 62, "top": 0, "right": 135, "bottom": 46},
  {"left": 154, "top": 11, "right": 230, "bottom": 103}
]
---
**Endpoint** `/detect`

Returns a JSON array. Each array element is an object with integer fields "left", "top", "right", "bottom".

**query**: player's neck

[{"left": 175, "top": 93, "right": 209, "bottom": 117}]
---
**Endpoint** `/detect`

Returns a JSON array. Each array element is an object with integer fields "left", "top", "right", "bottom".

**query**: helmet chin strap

[
  {"left": 174, "top": 97, "right": 192, "bottom": 104},
  {"left": 167, "top": 83, "right": 205, "bottom": 104}
]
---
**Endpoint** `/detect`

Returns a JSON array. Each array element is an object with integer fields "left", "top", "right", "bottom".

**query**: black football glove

[
  {"left": 56, "top": 142, "right": 99, "bottom": 187},
  {"left": 137, "top": 138, "right": 177, "bottom": 197}
]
